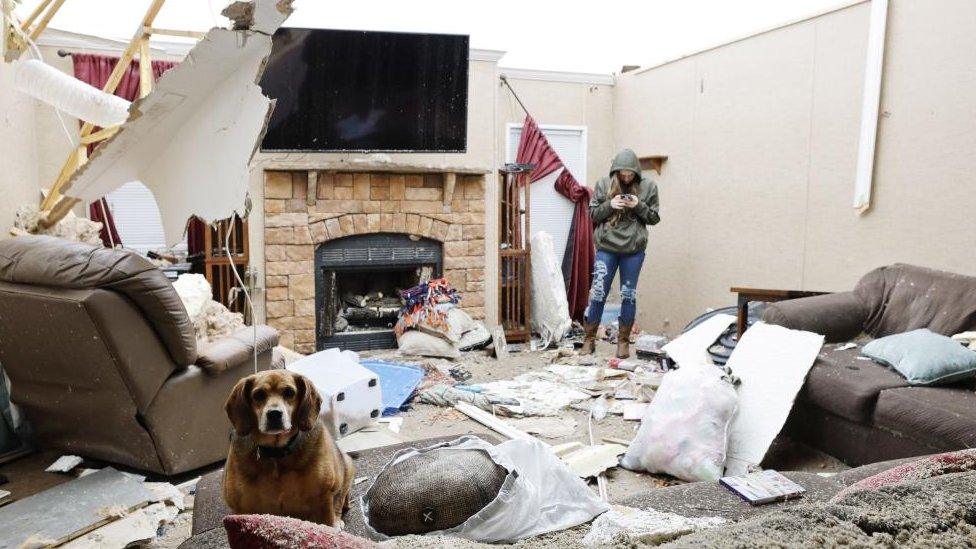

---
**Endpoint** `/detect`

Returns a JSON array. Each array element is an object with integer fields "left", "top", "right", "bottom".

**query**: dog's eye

[
  {"left": 282, "top": 387, "right": 296, "bottom": 399},
  {"left": 252, "top": 389, "right": 267, "bottom": 402}
]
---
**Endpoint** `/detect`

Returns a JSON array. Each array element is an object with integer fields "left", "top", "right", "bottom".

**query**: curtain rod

[{"left": 499, "top": 75, "right": 531, "bottom": 117}]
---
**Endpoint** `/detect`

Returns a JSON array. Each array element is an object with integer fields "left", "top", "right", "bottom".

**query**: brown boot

[
  {"left": 616, "top": 324, "right": 633, "bottom": 359},
  {"left": 581, "top": 322, "right": 599, "bottom": 355}
]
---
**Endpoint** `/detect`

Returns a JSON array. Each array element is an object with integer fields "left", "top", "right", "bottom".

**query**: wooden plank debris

[
  {"left": 454, "top": 402, "right": 541, "bottom": 443},
  {"left": 0, "top": 467, "right": 153, "bottom": 549}
]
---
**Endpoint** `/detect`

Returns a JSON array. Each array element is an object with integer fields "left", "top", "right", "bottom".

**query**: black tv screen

[{"left": 259, "top": 28, "right": 469, "bottom": 152}]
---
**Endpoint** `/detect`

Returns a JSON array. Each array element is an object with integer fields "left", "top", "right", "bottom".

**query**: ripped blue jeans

[{"left": 585, "top": 250, "right": 646, "bottom": 326}]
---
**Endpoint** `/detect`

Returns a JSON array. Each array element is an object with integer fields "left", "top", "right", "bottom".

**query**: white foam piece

[
  {"left": 724, "top": 322, "right": 824, "bottom": 476},
  {"left": 13, "top": 59, "right": 130, "bottom": 128}
]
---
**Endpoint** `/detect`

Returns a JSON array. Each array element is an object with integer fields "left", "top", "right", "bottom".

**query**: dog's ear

[
  {"left": 225, "top": 375, "right": 256, "bottom": 436},
  {"left": 294, "top": 374, "right": 322, "bottom": 432}
]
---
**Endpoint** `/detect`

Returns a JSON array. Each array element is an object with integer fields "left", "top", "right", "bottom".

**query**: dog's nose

[{"left": 265, "top": 409, "right": 284, "bottom": 429}]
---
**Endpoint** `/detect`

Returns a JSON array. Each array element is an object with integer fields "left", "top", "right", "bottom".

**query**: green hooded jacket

[{"left": 589, "top": 149, "right": 661, "bottom": 254}]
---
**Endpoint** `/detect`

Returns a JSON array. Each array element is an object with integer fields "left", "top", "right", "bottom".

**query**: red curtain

[
  {"left": 515, "top": 115, "right": 595, "bottom": 320},
  {"left": 515, "top": 115, "right": 563, "bottom": 184},
  {"left": 72, "top": 54, "right": 178, "bottom": 247},
  {"left": 554, "top": 170, "right": 595, "bottom": 321}
]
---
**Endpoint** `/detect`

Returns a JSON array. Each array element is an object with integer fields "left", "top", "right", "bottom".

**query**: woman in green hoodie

[{"left": 582, "top": 149, "right": 660, "bottom": 358}]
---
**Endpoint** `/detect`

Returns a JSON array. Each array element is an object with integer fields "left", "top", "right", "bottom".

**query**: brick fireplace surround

[{"left": 263, "top": 168, "right": 488, "bottom": 353}]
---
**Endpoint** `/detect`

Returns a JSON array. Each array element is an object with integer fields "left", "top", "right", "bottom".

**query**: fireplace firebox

[{"left": 315, "top": 233, "right": 442, "bottom": 351}]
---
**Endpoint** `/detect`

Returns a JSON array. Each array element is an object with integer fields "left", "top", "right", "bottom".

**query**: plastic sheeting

[
  {"left": 529, "top": 231, "right": 572, "bottom": 347},
  {"left": 361, "top": 436, "right": 609, "bottom": 543},
  {"left": 620, "top": 363, "right": 738, "bottom": 482}
]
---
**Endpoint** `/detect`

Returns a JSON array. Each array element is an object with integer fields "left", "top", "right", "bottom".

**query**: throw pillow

[
  {"left": 223, "top": 515, "right": 376, "bottom": 549},
  {"left": 862, "top": 329, "right": 976, "bottom": 385}
]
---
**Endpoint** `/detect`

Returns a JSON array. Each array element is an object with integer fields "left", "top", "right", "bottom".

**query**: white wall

[
  {"left": 0, "top": 62, "right": 39, "bottom": 232},
  {"left": 614, "top": 0, "right": 976, "bottom": 334}
]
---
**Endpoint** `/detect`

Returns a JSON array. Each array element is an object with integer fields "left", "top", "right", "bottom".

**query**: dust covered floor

[{"left": 0, "top": 339, "right": 846, "bottom": 547}]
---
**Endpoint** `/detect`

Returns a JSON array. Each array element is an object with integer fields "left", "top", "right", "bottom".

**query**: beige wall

[
  {"left": 0, "top": 62, "right": 39, "bottom": 231},
  {"left": 614, "top": 0, "right": 976, "bottom": 335}
]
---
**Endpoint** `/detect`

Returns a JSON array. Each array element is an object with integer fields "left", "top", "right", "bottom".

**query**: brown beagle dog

[{"left": 223, "top": 370, "right": 355, "bottom": 526}]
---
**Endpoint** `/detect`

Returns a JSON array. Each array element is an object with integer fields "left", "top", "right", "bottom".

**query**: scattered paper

[
  {"left": 508, "top": 416, "right": 579, "bottom": 439},
  {"left": 835, "top": 342, "right": 858, "bottom": 351},
  {"left": 662, "top": 314, "right": 736, "bottom": 367},
  {"left": 145, "top": 482, "right": 185, "bottom": 511},
  {"left": 377, "top": 417, "right": 403, "bottom": 434},
  {"left": 561, "top": 444, "right": 628, "bottom": 478},
  {"left": 623, "top": 402, "right": 651, "bottom": 421},
  {"left": 46, "top": 455, "right": 83, "bottom": 473}
]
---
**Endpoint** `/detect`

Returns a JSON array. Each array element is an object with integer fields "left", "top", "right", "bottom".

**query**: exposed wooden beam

[
  {"left": 27, "top": 0, "right": 64, "bottom": 40},
  {"left": 145, "top": 26, "right": 206, "bottom": 40},
  {"left": 138, "top": 35, "right": 152, "bottom": 98}
]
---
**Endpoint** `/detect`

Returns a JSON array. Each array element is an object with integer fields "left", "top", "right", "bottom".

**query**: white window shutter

[{"left": 102, "top": 182, "right": 187, "bottom": 255}]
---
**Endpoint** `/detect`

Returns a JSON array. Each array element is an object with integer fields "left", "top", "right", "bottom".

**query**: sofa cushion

[
  {"left": 874, "top": 386, "right": 976, "bottom": 451},
  {"left": 800, "top": 344, "right": 908, "bottom": 423},
  {"left": 862, "top": 329, "right": 976, "bottom": 385},
  {"left": 854, "top": 264, "right": 976, "bottom": 339},
  {"left": 195, "top": 325, "right": 279, "bottom": 375}
]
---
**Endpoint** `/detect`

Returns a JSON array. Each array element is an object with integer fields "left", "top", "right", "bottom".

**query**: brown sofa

[
  {"left": 0, "top": 236, "right": 281, "bottom": 475},
  {"left": 764, "top": 263, "right": 976, "bottom": 466}
]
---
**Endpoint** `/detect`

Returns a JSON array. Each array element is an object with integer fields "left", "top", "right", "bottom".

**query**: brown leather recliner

[{"left": 0, "top": 235, "right": 281, "bottom": 475}]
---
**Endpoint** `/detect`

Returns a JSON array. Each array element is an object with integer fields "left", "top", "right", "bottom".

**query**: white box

[{"left": 286, "top": 348, "right": 383, "bottom": 438}]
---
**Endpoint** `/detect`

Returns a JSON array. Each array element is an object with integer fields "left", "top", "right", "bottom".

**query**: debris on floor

[
  {"left": 581, "top": 504, "right": 725, "bottom": 546},
  {"left": 361, "top": 436, "right": 609, "bottom": 543},
  {"left": 0, "top": 467, "right": 161, "bottom": 548},
  {"left": 560, "top": 443, "right": 628, "bottom": 479},
  {"left": 360, "top": 359, "right": 425, "bottom": 415},
  {"left": 45, "top": 454, "right": 83, "bottom": 473},
  {"left": 288, "top": 348, "right": 384, "bottom": 437}
]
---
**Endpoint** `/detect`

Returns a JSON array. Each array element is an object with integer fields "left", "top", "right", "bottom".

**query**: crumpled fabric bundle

[
  {"left": 395, "top": 278, "right": 461, "bottom": 337},
  {"left": 418, "top": 383, "right": 495, "bottom": 413}
]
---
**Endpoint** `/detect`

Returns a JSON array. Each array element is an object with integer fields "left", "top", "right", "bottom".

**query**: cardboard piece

[
  {"left": 62, "top": 0, "right": 293, "bottom": 245},
  {"left": 561, "top": 443, "right": 628, "bottom": 478},
  {"left": 724, "top": 322, "right": 823, "bottom": 476},
  {"left": 0, "top": 467, "right": 153, "bottom": 548}
]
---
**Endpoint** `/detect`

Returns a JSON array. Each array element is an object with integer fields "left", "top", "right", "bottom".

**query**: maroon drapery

[
  {"left": 515, "top": 115, "right": 595, "bottom": 320},
  {"left": 72, "top": 53, "right": 178, "bottom": 247},
  {"left": 554, "top": 170, "right": 595, "bottom": 321},
  {"left": 515, "top": 115, "right": 563, "bottom": 184}
]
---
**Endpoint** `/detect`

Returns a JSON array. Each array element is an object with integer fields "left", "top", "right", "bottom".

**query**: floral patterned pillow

[{"left": 223, "top": 515, "right": 376, "bottom": 549}]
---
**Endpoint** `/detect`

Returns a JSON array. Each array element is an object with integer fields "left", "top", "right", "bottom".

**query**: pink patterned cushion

[
  {"left": 223, "top": 515, "right": 376, "bottom": 549},
  {"left": 832, "top": 449, "right": 976, "bottom": 502}
]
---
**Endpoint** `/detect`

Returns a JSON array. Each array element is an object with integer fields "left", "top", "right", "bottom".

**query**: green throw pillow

[{"left": 862, "top": 329, "right": 976, "bottom": 385}]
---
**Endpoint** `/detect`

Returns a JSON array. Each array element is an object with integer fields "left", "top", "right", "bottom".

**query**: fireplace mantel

[{"left": 262, "top": 161, "right": 489, "bottom": 207}]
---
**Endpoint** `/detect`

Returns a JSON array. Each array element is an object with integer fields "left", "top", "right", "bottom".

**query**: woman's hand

[{"left": 612, "top": 195, "right": 639, "bottom": 209}]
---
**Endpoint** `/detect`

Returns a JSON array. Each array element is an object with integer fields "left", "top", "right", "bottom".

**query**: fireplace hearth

[
  {"left": 316, "top": 233, "right": 442, "bottom": 351},
  {"left": 263, "top": 168, "right": 487, "bottom": 354}
]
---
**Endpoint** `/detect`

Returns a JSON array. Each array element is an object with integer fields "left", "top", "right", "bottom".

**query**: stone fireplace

[{"left": 263, "top": 165, "right": 488, "bottom": 353}]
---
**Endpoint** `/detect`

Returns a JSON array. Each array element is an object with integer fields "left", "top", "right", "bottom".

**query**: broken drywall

[
  {"left": 60, "top": 0, "right": 293, "bottom": 246},
  {"left": 13, "top": 203, "right": 103, "bottom": 246},
  {"left": 724, "top": 322, "right": 823, "bottom": 476}
]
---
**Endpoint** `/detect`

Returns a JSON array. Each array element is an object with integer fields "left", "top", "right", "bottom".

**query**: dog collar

[{"left": 256, "top": 432, "right": 301, "bottom": 460}]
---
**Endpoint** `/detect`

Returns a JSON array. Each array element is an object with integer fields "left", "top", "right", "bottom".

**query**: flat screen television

[{"left": 259, "top": 28, "right": 469, "bottom": 152}]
